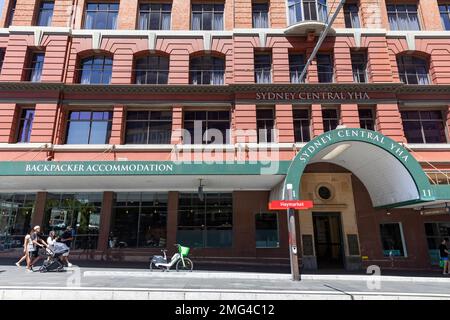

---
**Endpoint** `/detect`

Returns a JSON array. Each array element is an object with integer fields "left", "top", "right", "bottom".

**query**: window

[
  {"left": 401, "top": 110, "right": 447, "bottom": 143},
  {"left": 440, "top": 4, "right": 450, "bottom": 30},
  {"left": 316, "top": 54, "right": 333, "bottom": 83},
  {"left": 66, "top": 111, "right": 112, "bottom": 144},
  {"left": 254, "top": 52, "right": 272, "bottom": 83},
  {"left": 322, "top": 108, "right": 339, "bottom": 132},
  {"left": 252, "top": 2, "right": 269, "bottom": 28},
  {"left": 190, "top": 56, "right": 225, "bottom": 85},
  {"left": 0, "top": 194, "right": 36, "bottom": 248},
  {"left": 125, "top": 111, "right": 172, "bottom": 144},
  {"left": 397, "top": 55, "right": 429, "bottom": 85},
  {"left": 36, "top": 1, "right": 54, "bottom": 26},
  {"left": 293, "top": 109, "right": 311, "bottom": 142},
  {"left": 79, "top": 56, "right": 113, "bottom": 84},
  {"left": 138, "top": 3, "right": 171, "bottom": 30},
  {"left": 344, "top": 3, "right": 360, "bottom": 28},
  {"left": 288, "top": 0, "right": 327, "bottom": 25},
  {"left": 351, "top": 52, "right": 367, "bottom": 83},
  {"left": 255, "top": 212, "right": 279, "bottom": 248},
  {"left": 380, "top": 223, "right": 407, "bottom": 257},
  {"left": 0, "top": 48, "right": 5, "bottom": 73},
  {"left": 84, "top": 3, "right": 119, "bottom": 29},
  {"left": 135, "top": 55, "right": 169, "bottom": 84},
  {"left": 5, "top": 0, "right": 16, "bottom": 27},
  {"left": 16, "top": 109, "right": 35, "bottom": 143},
  {"left": 257, "top": 108, "right": 275, "bottom": 143},
  {"left": 289, "top": 53, "right": 306, "bottom": 83},
  {"left": 183, "top": 110, "right": 230, "bottom": 144},
  {"left": 358, "top": 108, "right": 375, "bottom": 131},
  {"left": 110, "top": 192, "right": 168, "bottom": 248},
  {"left": 177, "top": 193, "right": 232, "bottom": 248},
  {"left": 425, "top": 222, "right": 450, "bottom": 265},
  {"left": 191, "top": 3, "right": 224, "bottom": 30},
  {"left": 44, "top": 193, "right": 102, "bottom": 250},
  {"left": 25, "top": 52, "right": 45, "bottom": 82},
  {"left": 387, "top": 4, "right": 420, "bottom": 31}
]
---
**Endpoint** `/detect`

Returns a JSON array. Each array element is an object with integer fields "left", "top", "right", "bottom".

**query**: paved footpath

[{"left": 1, "top": 263, "right": 450, "bottom": 300}]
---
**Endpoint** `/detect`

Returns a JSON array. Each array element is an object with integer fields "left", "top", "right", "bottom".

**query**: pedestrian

[
  {"left": 15, "top": 229, "right": 32, "bottom": 267},
  {"left": 26, "top": 226, "right": 47, "bottom": 272},
  {"left": 47, "top": 231, "right": 56, "bottom": 249},
  {"left": 439, "top": 238, "right": 449, "bottom": 275},
  {"left": 58, "top": 226, "right": 74, "bottom": 267}
]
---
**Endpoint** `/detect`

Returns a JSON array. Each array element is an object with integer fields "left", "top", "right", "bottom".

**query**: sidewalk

[{"left": 1, "top": 260, "right": 450, "bottom": 300}]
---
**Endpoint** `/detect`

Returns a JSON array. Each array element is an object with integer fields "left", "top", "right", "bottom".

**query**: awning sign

[{"left": 269, "top": 200, "right": 313, "bottom": 210}]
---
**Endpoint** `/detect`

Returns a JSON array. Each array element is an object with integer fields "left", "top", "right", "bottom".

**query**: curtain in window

[
  {"left": 161, "top": 13, "right": 171, "bottom": 30},
  {"left": 139, "top": 13, "right": 149, "bottom": 30},
  {"left": 407, "top": 12, "right": 420, "bottom": 30},
  {"left": 212, "top": 71, "right": 224, "bottom": 85},
  {"left": 318, "top": 0, "right": 327, "bottom": 23},
  {"left": 192, "top": 13, "right": 201, "bottom": 30},
  {"left": 110, "top": 12, "right": 118, "bottom": 29},
  {"left": 214, "top": 12, "right": 223, "bottom": 30},
  {"left": 85, "top": 11, "right": 94, "bottom": 29},
  {"left": 351, "top": 11, "right": 360, "bottom": 28}
]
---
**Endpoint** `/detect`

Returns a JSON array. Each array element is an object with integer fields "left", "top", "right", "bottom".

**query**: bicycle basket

[{"left": 179, "top": 245, "right": 190, "bottom": 257}]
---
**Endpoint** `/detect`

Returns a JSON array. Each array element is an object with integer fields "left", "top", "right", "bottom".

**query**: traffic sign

[{"left": 269, "top": 200, "right": 313, "bottom": 210}]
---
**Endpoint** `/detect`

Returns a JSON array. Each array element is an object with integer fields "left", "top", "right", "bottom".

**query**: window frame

[
  {"left": 343, "top": 2, "right": 361, "bottom": 28},
  {"left": 351, "top": 52, "right": 368, "bottom": 83},
  {"left": 386, "top": 3, "right": 421, "bottom": 31},
  {"left": 183, "top": 110, "right": 231, "bottom": 145},
  {"left": 401, "top": 109, "right": 448, "bottom": 144},
  {"left": 138, "top": 2, "right": 172, "bottom": 30},
  {"left": 440, "top": 3, "right": 450, "bottom": 30},
  {"left": 35, "top": 0, "right": 55, "bottom": 27},
  {"left": 379, "top": 222, "right": 408, "bottom": 258},
  {"left": 254, "top": 52, "right": 272, "bottom": 84},
  {"left": 16, "top": 108, "right": 35, "bottom": 143},
  {"left": 125, "top": 110, "right": 173, "bottom": 145},
  {"left": 0, "top": 48, "right": 5, "bottom": 73},
  {"left": 83, "top": 2, "right": 120, "bottom": 30},
  {"left": 25, "top": 51, "right": 45, "bottom": 82},
  {"left": 191, "top": 3, "right": 224, "bottom": 31},
  {"left": 78, "top": 55, "right": 113, "bottom": 84},
  {"left": 252, "top": 1, "right": 269, "bottom": 28},
  {"left": 255, "top": 212, "right": 280, "bottom": 248},
  {"left": 65, "top": 110, "right": 113, "bottom": 144},
  {"left": 316, "top": 53, "right": 334, "bottom": 83},
  {"left": 293, "top": 107, "right": 311, "bottom": 143},
  {"left": 256, "top": 107, "right": 276, "bottom": 143},
  {"left": 397, "top": 55, "right": 430, "bottom": 85},
  {"left": 189, "top": 55, "right": 225, "bottom": 85},
  {"left": 5, "top": 0, "right": 16, "bottom": 27},
  {"left": 289, "top": 53, "right": 306, "bottom": 83},
  {"left": 287, "top": 0, "right": 328, "bottom": 25},
  {"left": 134, "top": 54, "right": 170, "bottom": 85},
  {"left": 322, "top": 107, "right": 340, "bottom": 132}
]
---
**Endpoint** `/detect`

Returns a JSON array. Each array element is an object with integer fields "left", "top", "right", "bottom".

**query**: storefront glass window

[
  {"left": 0, "top": 194, "right": 35, "bottom": 250},
  {"left": 379, "top": 223, "right": 407, "bottom": 257},
  {"left": 425, "top": 222, "right": 450, "bottom": 265},
  {"left": 110, "top": 192, "right": 168, "bottom": 248},
  {"left": 177, "top": 193, "right": 232, "bottom": 248},
  {"left": 44, "top": 193, "right": 102, "bottom": 250},
  {"left": 255, "top": 212, "right": 279, "bottom": 248}
]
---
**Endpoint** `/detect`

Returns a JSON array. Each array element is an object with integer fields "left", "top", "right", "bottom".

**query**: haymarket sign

[{"left": 256, "top": 91, "right": 370, "bottom": 101}]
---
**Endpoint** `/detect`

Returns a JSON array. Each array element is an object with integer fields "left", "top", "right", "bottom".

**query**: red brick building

[{"left": 0, "top": 0, "right": 449, "bottom": 271}]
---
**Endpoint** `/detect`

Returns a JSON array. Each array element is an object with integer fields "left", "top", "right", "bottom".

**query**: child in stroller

[{"left": 39, "top": 242, "right": 70, "bottom": 273}]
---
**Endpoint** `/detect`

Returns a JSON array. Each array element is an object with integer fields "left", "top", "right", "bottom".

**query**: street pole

[
  {"left": 286, "top": 184, "right": 300, "bottom": 281},
  {"left": 298, "top": 0, "right": 347, "bottom": 83}
]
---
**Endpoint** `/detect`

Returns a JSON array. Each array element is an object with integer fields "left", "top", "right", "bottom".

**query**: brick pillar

[
  {"left": 97, "top": 191, "right": 114, "bottom": 251},
  {"left": 31, "top": 192, "right": 47, "bottom": 228},
  {"left": 341, "top": 104, "right": 360, "bottom": 128},
  {"left": 360, "top": 0, "right": 384, "bottom": 29},
  {"left": 376, "top": 103, "right": 405, "bottom": 143},
  {"left": 311, "top": 104, "right": 324, "bottom": 137},
  {"left": 171, "top": 105, "right": 183, "bottom": 145},
  {"left": 41, "top": 35, "right": 70, "bottom": 83},
  {"left": 30, "top": 103, "right": 59, "bottom": 144},
  {"left": 334, "top": 45, "right": 353, "bottom": 83},
  {"left": 111, "top": 49, "right": 133, "bottom": 84},
  {"left": 168, "top": 49, "right": 189, "bottom": 84},
  {"left": 52, "top": 0, "right": 74, "bottom": 28},
  {"left": 234, "top": 0, "right": 252, "bottom": 28},
  {"left": 0, "top": 103, "right": 18, "bottom": 143},
  {"left": 166, "top": 191, "right": 179, "bottom": 252},
  {"left": 0, "top": 35, "right": 30, "bottom": 82},
  {"left": 233, "top": 36, "right": 257, "bottom": 84},
  {"left": 420, "top": 0, "right": 443, "bottom": 31},
  {"left": 172, "top": 0, "right": 191, "bottom": 30},
  {"left": 272, "top": 47, "right": 290, "bottom": 83},
  {"left": 110, "top": 105, "right": 125, "bottom": 145},
  {"left": 233, "top": 104, "right": 257, "bottom": 144},
  {"left": 366, "top": 37, "right": 395, "bottom": 83},
  {"left": 275, "top": 104, "right": 294, "bottom": 143},
  {"left": 306, "top": 48, "right": 318, "bottom": 83},
  {"left": 328, "top": 0, "right": 346, "bottom": 28},
  {"left": 117, "top": 0, "right": 138, "bottom": 29},
  {"left": 10, "top": 0, "right": 36, "bottom": 26},
  {"left": 270, "top": 0, "right": 287, "bottom": 28}
]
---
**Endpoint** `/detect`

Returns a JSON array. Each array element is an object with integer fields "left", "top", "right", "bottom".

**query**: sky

[{"left": 0, "top": 0, "right": 4, "bottom": 19}]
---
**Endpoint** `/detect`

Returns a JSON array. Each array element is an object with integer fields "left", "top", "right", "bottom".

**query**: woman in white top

[
  {"left": 15, "top": 230, "right": 32, "bottom": 267},
  {"left": 47, "top": 231, "right": 56, "bottom": 248}
]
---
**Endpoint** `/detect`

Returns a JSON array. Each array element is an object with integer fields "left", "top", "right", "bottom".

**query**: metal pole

[
  {"left": 298, "top": 0, "right": 347, "bottom": 83},
  {"left": 286, "top": 184, "right": 300, "bottom": 281}
]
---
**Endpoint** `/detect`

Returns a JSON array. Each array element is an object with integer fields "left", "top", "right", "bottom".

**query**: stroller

[{"left": 39, "top": 242, "right": 70, "bottom": 273}]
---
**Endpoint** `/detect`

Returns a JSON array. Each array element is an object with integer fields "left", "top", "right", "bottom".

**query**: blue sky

[{"left": 0, "top": 0, "right": 4, "bottom": 19}]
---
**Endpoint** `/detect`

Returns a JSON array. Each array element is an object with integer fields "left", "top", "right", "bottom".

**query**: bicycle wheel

[{"left": 176, "top": 258, "right": 193, "bottom": 272}]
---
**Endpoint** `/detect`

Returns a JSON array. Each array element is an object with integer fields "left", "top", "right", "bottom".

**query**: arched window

[
  {"left": 135, "top": 55, "right": 169, "bottom": 84},
  {"left": 288, "top": 0, "right": 327, "bottom": 25},
  {"left": 189, "top": 55, "right": 225, "bottom": 85},
  {"left": 397, "top": 55, "right": 430, "bottom": 85},
  {"left": 79, "top": 55, "right": 113, "bottom": 84}
]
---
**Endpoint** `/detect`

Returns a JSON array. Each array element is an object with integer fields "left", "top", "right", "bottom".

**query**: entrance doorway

[{"left": 313, "top": 212, "right": 344, "bottom": 269}]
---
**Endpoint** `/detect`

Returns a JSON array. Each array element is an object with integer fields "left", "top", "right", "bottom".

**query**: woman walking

[{"left": 15, "top": 230, "right": 32, "bottom": 267}]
